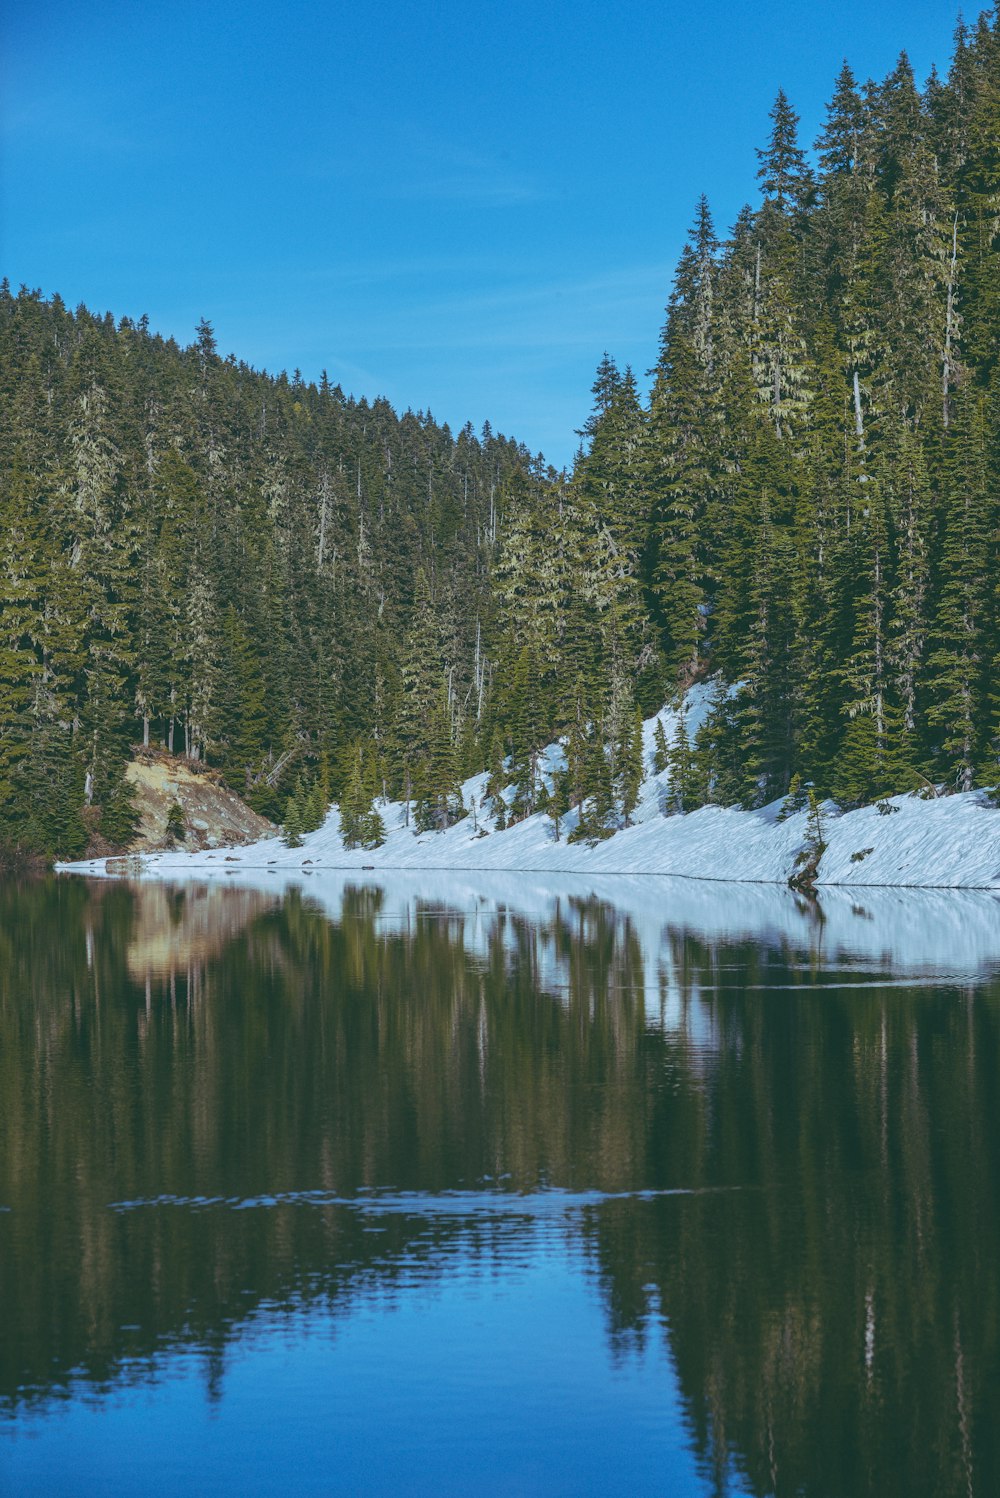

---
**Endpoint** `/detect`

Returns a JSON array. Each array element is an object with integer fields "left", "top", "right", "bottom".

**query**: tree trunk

[{"left": 943, "top": 212, "right": 959, "bottom": 429}]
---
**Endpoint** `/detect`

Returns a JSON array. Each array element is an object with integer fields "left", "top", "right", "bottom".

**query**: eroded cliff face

[{"left": 124, "top": 755, "right": 274, "bottom": 853}]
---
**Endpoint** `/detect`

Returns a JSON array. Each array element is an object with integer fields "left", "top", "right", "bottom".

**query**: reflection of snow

[{"left": 76, "top": 867, "right": 1000, "bottom": 1003}]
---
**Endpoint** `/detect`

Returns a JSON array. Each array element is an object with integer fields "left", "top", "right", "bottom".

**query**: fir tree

[
  {"left": 789, "top": 789, "right": 828, "bottom": 890},
  {"left": 652, "top": 717, "right": 670, "bottom": 775},
  {"left": 165, "top": 800, "right": 186, "bottom": 844},
  {"left": 340, "top": 742, "right": 386, "bottom": 850},
  {"left": 414, "top": 684, "right": 464, "bottom": 832},
  {"left": 283, "top": 792, "right": 305, "bottom": 848},
  {"left": 925, "top": 391, "right": 994, "bottom": 789},
  {"left": 757, "top": 89, "right": 814, "bottom": 214},
  {"left": 547, "top": 766, "right": 570, "bottom": 841},
  {"left": 617, "top": 705, "right": 645, "bottom": 826},
  {"left": 777, "top": 771, "right": 809, "bottom": 821},
  {"left": 666, "top": 716, "right": 697, "bottom": 814}
]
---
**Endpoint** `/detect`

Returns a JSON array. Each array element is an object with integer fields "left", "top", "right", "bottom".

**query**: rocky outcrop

[{"left": 125, "top": 753, "right": 275, "bottom": 852}]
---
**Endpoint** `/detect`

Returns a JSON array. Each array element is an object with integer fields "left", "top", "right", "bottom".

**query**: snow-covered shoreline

[{"left": 58, "top": 692, "right": 1000, "bottom": 891}]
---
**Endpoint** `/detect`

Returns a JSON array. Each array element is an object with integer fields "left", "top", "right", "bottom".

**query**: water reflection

[{"left": 2, "top": 873, "right": 1000, "bottom": 1495}]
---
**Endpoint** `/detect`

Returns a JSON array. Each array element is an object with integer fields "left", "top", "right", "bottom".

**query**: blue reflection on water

[{"left": 3, "top": 1216, "right": 745, "bottom": 1497}]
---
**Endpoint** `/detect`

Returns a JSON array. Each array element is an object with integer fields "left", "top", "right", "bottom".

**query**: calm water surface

[{"left": 2, "top": 871, "right": 1000, "bottom": 1496}]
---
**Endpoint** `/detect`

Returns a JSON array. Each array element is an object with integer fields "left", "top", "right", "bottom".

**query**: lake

[{"left": 2, "top": 870, "right": 999, "bottom": 1496}]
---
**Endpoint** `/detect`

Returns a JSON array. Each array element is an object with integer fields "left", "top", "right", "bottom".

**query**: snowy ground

[{"left": 59, "top": 686, "right": 1000, "bottom": 891}]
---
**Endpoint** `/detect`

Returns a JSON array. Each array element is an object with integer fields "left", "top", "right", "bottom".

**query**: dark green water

[{"left": 1, "top": 872, "right": 999, "bottom": 1496}]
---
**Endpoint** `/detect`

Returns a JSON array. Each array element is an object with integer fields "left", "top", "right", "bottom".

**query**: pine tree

[
  {"left": 564, "top": 677, "right": 590, "bottom": 811},
  {"left": 283, "top": 791, "right": 305, "bottom": 848},
  {"left": 395, "top": 568, "right": 442, "bottom": 817},
  {"left": 691, "top": 693, "right": 744, "bottom": 809},
  {"left": 925, "top": 391, "right": 994, "bottom": 789},
  {"left": 956, "top": 18, "right": 1000, "bottom": 374},
  {"left": 884, "top": 426, "right": 932, "bottom": 744},
  {"left": 666, "top": 716, "right": 696, "bottom": 814},
  {"left": 617, "top": 705, "right": 645, "bottom": 826},
  {"left": 506, "top": 643, "right": 546, "bottom": 819},
  {"left": 816, "top": 61, "right": 867, "bottom": 179},
  {"left": 573, "top": 358, "right": 650, "bottom": 687},
  {"left": 789, "top": 788, "right": 828, "bottom": 890},
  {"left": 165, "top": 800, "right": 186, "bottom": 844},
  {"left": 569, "top": 719, "right": 615, "bottom": 844},
  {"left": 0, "top": 467, "right": 44, "bottom": 841},
  {"left": 757, "top": 89, "right": 814, "bottom": 214},
  {"left": 546, "top": 767, "right": 570, "bottom": 842},
  {"left": 652, "top": 717, "right": 670, "bottom": 775},
  {"left": 414, "top": 683, "right": 464, "bottom": 832},
  {"left": 484, "top": 729, "right": 507, "bottom": 804},
  {"left": 831, "top": 482, "right": 913, "bottom": 804},
  {"left": 217, "top": 606, "right": 269, "bottom": 795},
  {"left": 648, "top": 200, "right": 721, "bottom": 684},
  {"left": 14, "top": 717, "right": 86, "bottom": 858},
  {"left": 777, "top": 771, "right": 809, "bottom": 821},
  {"left": 340, "top": 742, "right": 386, "bottom": 850}
]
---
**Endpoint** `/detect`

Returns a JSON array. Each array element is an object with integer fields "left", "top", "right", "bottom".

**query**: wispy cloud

[
  {"left": 317, "top": 262, "right": 673, "bottom": 354},
  {"left": 297, "top": 120, "right": 547, "bottom": 208},
  {"left": 386, "top": 171, "right": 543, "bottom": 207}
]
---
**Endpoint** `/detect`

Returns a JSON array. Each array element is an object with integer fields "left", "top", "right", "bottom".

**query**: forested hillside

[
  {"left": 567, "top": 12, "right": 1000, "bottom": 818},
  {"left": 3, "top": 12, "right": 1000, "bottom": 858},
  {"left": 0, "top": 291, "right": 548, "bottom": 855}
]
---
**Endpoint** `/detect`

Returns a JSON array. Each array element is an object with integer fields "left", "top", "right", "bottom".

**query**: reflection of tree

[
  {"left": 0, "top": 879, "right": 652, "bottom": 1407},
  {"left": 2, "top": 877, "right": 1000, "bottom": 1497},
  {"left": 584, "top": 944, "right": 1000, "bottom": 1498}
]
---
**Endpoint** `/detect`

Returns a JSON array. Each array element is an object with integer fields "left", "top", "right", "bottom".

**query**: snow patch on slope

[{"left": 59, "top": 686, "right": 1000, "bottom": 890}]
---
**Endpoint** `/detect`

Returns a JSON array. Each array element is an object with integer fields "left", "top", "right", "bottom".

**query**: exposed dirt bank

[{"left": 123, "top": 753, "right": 275, "bottom": 854}]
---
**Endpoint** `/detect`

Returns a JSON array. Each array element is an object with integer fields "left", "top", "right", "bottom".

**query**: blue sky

[{"left": 2, "top": 0, "right": 963, "bottom": 468}]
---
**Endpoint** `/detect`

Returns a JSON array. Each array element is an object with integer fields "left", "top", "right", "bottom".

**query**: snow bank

[{"left": 59, "top": 687, "right": 1000, "bottom": 891}]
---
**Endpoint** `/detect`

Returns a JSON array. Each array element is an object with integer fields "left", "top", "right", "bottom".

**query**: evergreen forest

[{"left": 3, "top": 12, "right": 1000, "bottom": 858}]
